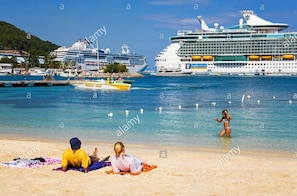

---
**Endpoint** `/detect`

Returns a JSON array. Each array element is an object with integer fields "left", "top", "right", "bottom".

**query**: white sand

[{"left": 0, "top": 138, "right": 296, "bottom": 195}]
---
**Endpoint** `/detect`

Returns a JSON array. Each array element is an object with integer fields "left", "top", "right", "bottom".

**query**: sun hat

[{"left": 70, "top": 137, "right": 81, "bottom": 150}]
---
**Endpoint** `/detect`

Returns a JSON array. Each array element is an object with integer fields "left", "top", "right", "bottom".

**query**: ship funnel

[
  {"left": 121, "top": 44, "right": 130, "bottom": 54},
  {"left": 197, "top": 16, "right": 209, "bottom": 31},
  {"left": 240, "top": 10, "right": 271, "bottom": 25}
]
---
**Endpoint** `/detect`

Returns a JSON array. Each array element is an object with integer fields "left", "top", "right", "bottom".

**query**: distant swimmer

[{"left": 214, "top": 110, "right": 232, "bottom": 137}]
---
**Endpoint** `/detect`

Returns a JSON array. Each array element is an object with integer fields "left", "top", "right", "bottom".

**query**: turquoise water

[{"left": 0, "top": 75, "right": 297, "bottom": 152}]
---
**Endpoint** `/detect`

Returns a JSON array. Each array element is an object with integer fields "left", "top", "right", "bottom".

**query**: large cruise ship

[
  {"left": 155, "top": 10, "right": 297, "bottom": 75},
  {"left": 52, "top": 40, "right": 148, "bottom": 73}
]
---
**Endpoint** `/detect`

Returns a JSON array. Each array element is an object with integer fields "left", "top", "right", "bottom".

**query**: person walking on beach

[
  {"left": 61, "top": 137, "right": 99, "bottom": 172},
  {"left": 111, "top": 141, "right": 156, "bottom": 175},
  {"left": 215, "top": 110, "right": 232, "bottom": 137}
]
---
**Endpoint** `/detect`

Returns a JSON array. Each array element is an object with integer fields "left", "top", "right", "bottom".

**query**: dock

[{"left": 0, "top": 80, "right": 69, "bottom": 87}]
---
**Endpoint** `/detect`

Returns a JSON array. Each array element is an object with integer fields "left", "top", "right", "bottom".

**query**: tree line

[
  {"left": 0, "top": 21, "right": 128, "bottom": 72},
  {"left": 0, "top": 21, "right": 58, "bottom": 55},
  {"left": 0, "top": 21, "right": 60, "bottom": 69}
]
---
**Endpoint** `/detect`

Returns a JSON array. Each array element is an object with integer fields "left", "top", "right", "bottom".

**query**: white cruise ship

[
  {"left": 155, "top": 10, "right": 297, "bottom": 76},
  {"left": 52, "top": 40, "right": 148, "bottom": 73}
]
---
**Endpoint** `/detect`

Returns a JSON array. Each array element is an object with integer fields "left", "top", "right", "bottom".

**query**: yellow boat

[
  {"left": 283, "top": 54, "right": 294, "bottom": 60},
  {"left": 249, "top": 55, "right": 260, "bottom": 60},
  {"left": 192, "top": 56, "right": 202, "bottom": 61},
  {"left": 203, "top": 56, "right": 213, "bottom": 61},
  {"left": 70, "top": 79, "right": 131, "bottom": 90},
  {"left": 261, "top": 55, "right": 272, "bottom": 60}
]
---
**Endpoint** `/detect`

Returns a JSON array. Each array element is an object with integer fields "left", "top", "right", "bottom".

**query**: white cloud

[{"left": 144, "top": 11, "right": 241, "bottom": 30}]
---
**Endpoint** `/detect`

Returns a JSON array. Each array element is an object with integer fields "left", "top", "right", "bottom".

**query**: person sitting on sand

[
  {"left": 215, "top": 109, "right": 232, "bottom": 137},
  {"left": 111, "top": 141, "right": 155, "bottom": 175},
  {"left": 61, "top": 137, "right": 99, "bottom": 172}
]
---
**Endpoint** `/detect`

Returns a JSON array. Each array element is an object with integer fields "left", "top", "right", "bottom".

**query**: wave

[{"left": 131, "top": 87, "right": 156, "bottom": 90}]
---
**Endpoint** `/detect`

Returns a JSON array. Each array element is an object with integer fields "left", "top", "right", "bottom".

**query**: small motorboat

[{"left": 69, "top": 78, "right": 131, "bottom": 91}]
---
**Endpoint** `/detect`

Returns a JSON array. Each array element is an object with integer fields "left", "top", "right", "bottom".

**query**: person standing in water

[{"left": 215, "top": 110, "right": 232, "bottom": 137}]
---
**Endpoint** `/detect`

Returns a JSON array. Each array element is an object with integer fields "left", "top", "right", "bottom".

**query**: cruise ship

[
  {"left": 155, "top": 10, "right": 297, "bottom": 76},
  {"left": 52, "top": 40, "right": 148, "bottom": 73}
]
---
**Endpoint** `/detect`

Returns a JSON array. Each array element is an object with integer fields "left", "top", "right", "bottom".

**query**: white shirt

[{"left": 111, "top": 154, "right": 142, "bottom": 174}]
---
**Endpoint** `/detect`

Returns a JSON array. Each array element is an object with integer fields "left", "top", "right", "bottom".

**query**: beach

[{"left": 0, "top": 138, "right": 296, "bottom": 196}]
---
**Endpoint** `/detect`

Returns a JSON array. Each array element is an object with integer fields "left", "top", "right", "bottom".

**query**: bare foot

[{"left": 91, "top": 147, "right": 99, "bottom": 162}]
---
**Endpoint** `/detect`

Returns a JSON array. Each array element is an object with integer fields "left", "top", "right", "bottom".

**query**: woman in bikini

[{"left": 214, "top": 110, "right": 232, "bottom": 137}]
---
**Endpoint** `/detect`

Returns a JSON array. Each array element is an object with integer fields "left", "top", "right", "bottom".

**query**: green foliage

[
  {"left": 0, "top": 56, "right": 18, "bottom": 67},
  {"left": 103, "top": 62, "right": 128, "bottom": 73},
  {"left": 44, "top": 53, "right": 61, "bottom": 69},
  {"left": 0, "top": 21, "right": 59, "bottom": 56}
]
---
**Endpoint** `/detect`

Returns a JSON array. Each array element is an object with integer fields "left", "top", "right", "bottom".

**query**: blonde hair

[{"left": 114, "top": 141, "right": 125, "bottom": 157}]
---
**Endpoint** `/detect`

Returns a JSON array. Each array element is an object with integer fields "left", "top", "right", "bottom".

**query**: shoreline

[
  {"left": 1, "top": 134, "right": 295, "bottom": 158},
  {"left": 0, "top": 72, "right": 145, "bottom": 79}
]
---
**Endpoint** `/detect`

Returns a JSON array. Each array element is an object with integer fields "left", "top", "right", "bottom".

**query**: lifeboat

[
  {"left": 249, "top": 55, "right": 260, "bottom": 60},
  {"left": 283, "top": 54, "right": 294, "bottom": 60},
  {"left": 261, "top": 55, "right": 272, "bottom": 60},
  {"left": 203, "top": 56, "right": 213, "bottom": 61},
  {"left": 191, "top": 56, "right": 202, "bottom": 61}
]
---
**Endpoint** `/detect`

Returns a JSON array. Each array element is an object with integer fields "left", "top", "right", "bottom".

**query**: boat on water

[
  {"left": 70, "top": 78, "right": 131, "bottom": 90},
  {"left": 0, "top": 63, "right": 12, "bottom": 75},
  {"left": 57, "top": 69, "right": 81, "bottom": 77},
  {"left": 52, "top": 41, "right": 148, "bottom": 73},
  {"left": 28, "top": 68, "right": 47, "bottom": 76},
  {"left": 0, "top": 70, "right": 11, "bottom": 76},
  {"left": 155, "top": 10, "right": 297, "bottom": 76}
]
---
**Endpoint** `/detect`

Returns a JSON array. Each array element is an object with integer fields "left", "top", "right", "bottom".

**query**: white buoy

[
  {"left": 228, "top": 101, "right": 232, "bottom": 104},
  {"left": 273, "top": 96, "right": 276, "bottom": 99},
  {"left": 257, "top": 100, "right": 260, "bottom": 104},
  {"left": 289, "top": 100, "right": 292, "bottom": 104},
  {"left": 140, "top": 109, "right": 144, "bottom": 113},
  {"left": 158, "top": 107, "right": 162, "bottom": 112},
  {"left": 178, "top": 105, "right": 182, "bottom": 110},
  {"left": 125, "top": 110, "right": 129, "bottom": 115},
  {"left": 195, "top": 103, "right": 199, "bottom": 108},
  {"left": 107, "top": 113, "right": 113, "bottom": 117},
  {"left": 211, "top": 102, "right": 216, "bottom": 106},
  {"left": 247, "top": 95, "right": 251, "bottom": 99}
]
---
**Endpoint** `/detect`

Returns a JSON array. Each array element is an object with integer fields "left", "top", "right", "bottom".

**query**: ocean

[{"left": 0, "top": 75, "right": 297, "bottom": 153}]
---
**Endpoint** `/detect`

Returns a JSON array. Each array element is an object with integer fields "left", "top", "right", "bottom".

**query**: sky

[{"left": 1, "top": 0, "right": 297, "bottom": 70}]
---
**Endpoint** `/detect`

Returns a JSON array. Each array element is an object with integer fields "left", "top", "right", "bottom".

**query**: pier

[{"left": 0, "top": 80, "right": 69, "bottom": 87}]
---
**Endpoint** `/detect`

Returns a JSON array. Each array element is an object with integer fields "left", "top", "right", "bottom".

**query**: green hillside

[{"left": 0, "top": 21, "right": 59, "bottom": 56}]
